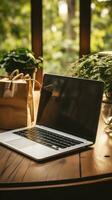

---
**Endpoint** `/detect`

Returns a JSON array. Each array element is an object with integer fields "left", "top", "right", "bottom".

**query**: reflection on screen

[{"left": 37, "top": 75, "right": 103, "bottom": 142}]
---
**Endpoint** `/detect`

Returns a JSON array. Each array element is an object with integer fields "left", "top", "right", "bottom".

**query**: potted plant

[
  {"left": 71, "top": 51, "right": 112, "bottom": 99},
  {"left": 0, "top": 48, "right": 43, "bottom": 81},
  {"left": 70, "top": 51, "right": 112, "bottom": 128}
]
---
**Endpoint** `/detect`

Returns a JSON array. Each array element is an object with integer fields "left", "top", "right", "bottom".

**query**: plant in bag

[{"left": 0, "top": 48, "right": 43, "bottom": 78}]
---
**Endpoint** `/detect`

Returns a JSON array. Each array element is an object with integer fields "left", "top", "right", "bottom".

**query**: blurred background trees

[
  {"left": 0, "top": 0, "right": 31, "bottom": 50},
  {"left": 91, "top": 0, "right": 112, "bottom": 53},
  {"left": 43, "top": 0, "right": 79, "bottom": 74},
  {"left": 0, "top": 0, "right": 112, "bottom": 75}
]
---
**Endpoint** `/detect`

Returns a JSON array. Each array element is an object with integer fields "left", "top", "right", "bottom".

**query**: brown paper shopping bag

[{"left": 0, "top": 74, "right": 35, "bottom": 130}]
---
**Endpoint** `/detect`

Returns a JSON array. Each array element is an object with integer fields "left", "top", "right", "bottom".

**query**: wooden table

[{"left": 0, "top": 106, "right": 112, "bottom": 199}]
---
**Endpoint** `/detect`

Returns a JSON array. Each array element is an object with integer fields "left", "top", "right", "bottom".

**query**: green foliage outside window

[
  {"left": 43, "top": 0, "right": 79, "bottom": 75},
  {"left": 0, "top": 0, "right": 31, "bottom": 50},
  {"left": 0, "top": 0, "right": 112, "bottom": 76},
  {"left": 91, "top": 0, "right": 112, "bottom": 53}
]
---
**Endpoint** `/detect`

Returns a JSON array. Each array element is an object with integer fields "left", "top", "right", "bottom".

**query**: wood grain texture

[
  {"left": 80, "top": 114, "right": 112, "bottom": 177},
  {"left": 0, "top": 145, "right": 80, "bottom": 183}
]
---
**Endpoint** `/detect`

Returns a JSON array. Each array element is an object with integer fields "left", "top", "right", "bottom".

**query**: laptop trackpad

[
  {"left": 8, "top": 138, "right": 38, "bottom": 149},
  {"left": 7, "top": 138, "right": 57, "bottom": 160}
]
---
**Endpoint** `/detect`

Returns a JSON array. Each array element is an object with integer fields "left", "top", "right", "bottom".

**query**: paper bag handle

[
  {"left": 10, "top": 70, "right": 42, "bottom": 90},
  {"left": 12, "top": 73, "right": 24, "bottom": 80},
  {"left": 9, "top": 69, "right": 19, "bottom": 80}
]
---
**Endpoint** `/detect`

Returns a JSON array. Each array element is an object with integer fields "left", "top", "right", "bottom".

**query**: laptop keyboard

[{"left": 13, "top": 127, "right": 82, "bottom": 150}]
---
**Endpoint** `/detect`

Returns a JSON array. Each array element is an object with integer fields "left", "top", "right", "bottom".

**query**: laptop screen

[{"left": 37, "top": 74, "right": 104, "bottom": 143}]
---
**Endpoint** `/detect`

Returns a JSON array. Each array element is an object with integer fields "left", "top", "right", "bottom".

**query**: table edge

[{"left": 0, "top": 172, "right": 112, "bottom": 191}]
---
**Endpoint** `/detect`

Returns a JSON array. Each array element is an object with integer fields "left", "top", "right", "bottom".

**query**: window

[
  {"left": 0, "top": 0, "right": 112, "bottom": 76},
  {"left": 0, "top": 0, "right": 31, "bottom": 51},
  {"left": 43, "top": 0, "right": 79, "bottom": 75},
  {"left": 91, "top": 0, "right": 112, "bottom": 53}
]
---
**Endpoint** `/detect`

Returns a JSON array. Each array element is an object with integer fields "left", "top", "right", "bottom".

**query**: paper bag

[{"left": 0, "top": 77, "right": 34, "bottom": 130}]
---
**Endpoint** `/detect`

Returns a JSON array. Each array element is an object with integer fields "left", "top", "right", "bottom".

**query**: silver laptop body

[{"left": 0, "top": 74, "right": 104, "bottom": 161}]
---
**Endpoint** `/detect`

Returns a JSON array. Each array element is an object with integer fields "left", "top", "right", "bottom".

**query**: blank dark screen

[{"left": 37, "top": 74, "right": 103, "bottom": 142}]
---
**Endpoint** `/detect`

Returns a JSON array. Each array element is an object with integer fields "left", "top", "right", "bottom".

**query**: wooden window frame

[
  {"left": 31, "top": 0, "right": 91, "bottom": 58},
  {"left": 31, "top": 0, "right": 43, "bottom": 58},
  {"left": 79, "top": 0, "right": 91, "bottom": 57}
]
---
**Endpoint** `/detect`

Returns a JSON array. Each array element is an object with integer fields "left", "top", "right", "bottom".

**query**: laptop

[{"left": 0, "top": 74, "right": 104, "bottom": 161}]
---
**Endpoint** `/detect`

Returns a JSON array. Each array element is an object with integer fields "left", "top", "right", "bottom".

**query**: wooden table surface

[{"left": 0, "top": 98, "right": 112, "bottom": 190}]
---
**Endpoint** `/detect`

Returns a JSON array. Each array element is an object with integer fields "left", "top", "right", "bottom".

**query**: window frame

[{"left": 31, "top": 0, "right": 91, "bottom": 58}]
